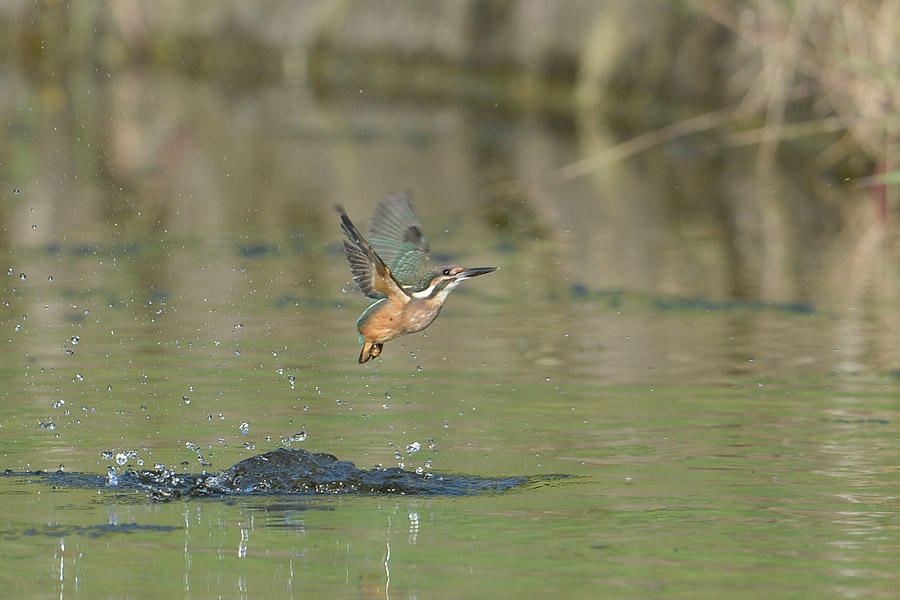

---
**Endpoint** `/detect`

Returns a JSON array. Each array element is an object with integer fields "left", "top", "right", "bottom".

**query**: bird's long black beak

[{"left": 458, "top": 266, "right": 497, "bottom": 280}]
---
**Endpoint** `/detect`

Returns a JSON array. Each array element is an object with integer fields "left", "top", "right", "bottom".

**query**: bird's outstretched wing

[
  {"left": 337, "top": 205, "right": 409, "bottom": 301},
  {"left": 367, "top": 191, "right": 430, "bottom": 286}
]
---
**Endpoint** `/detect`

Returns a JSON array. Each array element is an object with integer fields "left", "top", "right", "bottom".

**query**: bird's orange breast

[
  {"left": 358, "top": 298, "right": 443, "bottom": 343},
  {"left": 358, "top": 299, "right": 407, "bottom": 344}
]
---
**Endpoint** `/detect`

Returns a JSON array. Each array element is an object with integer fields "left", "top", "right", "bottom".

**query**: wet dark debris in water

[{"left": 3, "top": 448, "right": 559, "bottom": 502}]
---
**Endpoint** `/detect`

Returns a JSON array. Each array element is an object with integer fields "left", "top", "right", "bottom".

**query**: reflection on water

[
  {"left": 1, "top": 60, "right": 899, "bottom": 599},
  {"left": 1, "top": 66, "right": 896, "bottom": 383}
]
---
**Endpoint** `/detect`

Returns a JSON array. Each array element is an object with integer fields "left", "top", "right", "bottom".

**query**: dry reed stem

[{"left": 490, "top": 0, "right": 900, "bottom": 208}]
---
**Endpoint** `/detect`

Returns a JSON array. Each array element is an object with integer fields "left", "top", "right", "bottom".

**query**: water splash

[
  {"left": 106, "top": 466, "right": 118, "bottom": 487},
  {"left": 3, "top": 448, "right": 561, "bottom": 501}
]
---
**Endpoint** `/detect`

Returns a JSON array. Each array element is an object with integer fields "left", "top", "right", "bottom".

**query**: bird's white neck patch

[
  {"left": 411, "top": 285, "right": 437, "bottom": 299},
  {"left": 411, "top": 279, "right": 462, "bottom": 300}
]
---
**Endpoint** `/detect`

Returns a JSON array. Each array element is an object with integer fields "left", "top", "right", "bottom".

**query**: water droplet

[
  {"left": 31, "top": 224, "right": 37, "bottom": 230},
  {"left": 242, "top": 442, "right": 256, "bottom": 450},
  {"left": 73, "top": 373, "right": 84, "bottom": 382},
  {"left": 13, "top": 188, "right": 19, "bottom": 195},
  {"left": 115, "top": 452, "right": 127, "bottom": 466},
  {"left": 281, "top": 430, "right": 307, "bottom": 445},
  {"left": 427, "top": 437, "right": 436, "bottom": 450},
  {"left": 406, "top": 441, "right": 421, "bottom": 455},
  {"left": 40, "top": 421, "right": 56, "bottom": 431},
  {"left": 416, "top": 365, "right": 423, "bottom": 372},
  {"left": 51, "top": 399, "right": 65, "bottom": 408},
  {"left": 6, "top": 268, "right": 13, "bottom": 276},
  {"left": 239, "top": 422, "right": 250, "bottom": 435},
  {"left": 18, "top": 272, "right": 26, "bottom": 280},
  {"left": 234, "top": 349, "right": 241, "bottom": 357},
  {"left": 70, "top": 335, "right": 80, "bottom": 345},
  {"left": 47, "top": 275, "right": 53, "bottom": 282},
  {"left": 100, "top": 450, "right": 114, "bottom": 460},
  {"left": 14, "top": 324, "right": 20, "bottom": 332}
]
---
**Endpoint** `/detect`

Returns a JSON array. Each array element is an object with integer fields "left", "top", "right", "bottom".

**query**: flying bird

[{"left": 337, "top": 192, "right": 496, "bottom": 363}]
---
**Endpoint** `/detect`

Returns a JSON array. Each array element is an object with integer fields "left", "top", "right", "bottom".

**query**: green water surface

[{"left": 1, "top": 62, "right": 899, "bottom": 599}]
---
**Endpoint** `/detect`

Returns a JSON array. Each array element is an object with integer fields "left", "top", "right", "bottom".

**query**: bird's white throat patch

[{"left": 410, "top": 278, "right": 462, "bottom": 299}]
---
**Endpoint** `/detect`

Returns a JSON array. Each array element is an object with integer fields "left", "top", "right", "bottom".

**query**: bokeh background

[
  {"left": 2, "top": 2, "right": 900, "bottom": 599},
  {"left": 2, "top": 0, "right": 898, "bottom": 380}
]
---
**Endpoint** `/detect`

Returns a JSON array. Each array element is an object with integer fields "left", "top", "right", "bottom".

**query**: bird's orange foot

[{"left": 359, "top": 340, "right": 385, "bottom": 363}]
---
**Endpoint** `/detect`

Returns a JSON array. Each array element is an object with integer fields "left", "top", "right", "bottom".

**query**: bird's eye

[{"left": 442, "top": 269, "right": 451, "bottom": 276}]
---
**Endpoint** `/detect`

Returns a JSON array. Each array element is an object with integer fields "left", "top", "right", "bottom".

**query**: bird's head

[{"left": 410, "top": 265, "right": 497, "bottom": 299}]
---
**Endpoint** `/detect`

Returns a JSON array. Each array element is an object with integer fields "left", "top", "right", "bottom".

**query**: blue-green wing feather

[{"left": 367, "top": 191, "right": 430, "bottom": 285}]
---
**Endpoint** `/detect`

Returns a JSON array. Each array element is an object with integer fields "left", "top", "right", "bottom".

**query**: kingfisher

[{"left": 337, "top": 192, "right": 497, "bottom": 363}]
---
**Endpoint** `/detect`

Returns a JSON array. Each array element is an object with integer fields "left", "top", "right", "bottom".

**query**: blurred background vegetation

[
  {"left": 3, "top": 0, "right": 897, "bottom": 174},
  {"left": 0, "top": 0, "right": 897, "bottom": 335}
]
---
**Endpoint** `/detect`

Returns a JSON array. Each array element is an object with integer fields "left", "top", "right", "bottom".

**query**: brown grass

[{"left": 694, "top": 0, "right": 900, "bottom": 173}]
